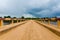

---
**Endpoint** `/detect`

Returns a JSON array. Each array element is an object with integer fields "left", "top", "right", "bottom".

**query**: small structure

[
  {"left": 11, "top": 18, "right": 17, "bottom": 24},
  {"left": 0, "top": 18, "right": 4, "bottom": 26},
  {"left": 44, "top": 18, "right": 50, "bottom": 24},
  {"left": 57, "top": 18, "right": 60, "bottom": 28},
  {"left": 4, "top": 18, "right": 11, "bottom": 20},
  {"left": 51, "top": 18, "right": 56, "bottom": 21}
]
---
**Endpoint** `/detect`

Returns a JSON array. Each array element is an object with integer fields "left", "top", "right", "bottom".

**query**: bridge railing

[
  {"left": 36, "top": 18, "right": 60, "bottom": 36},
  {"left": 38, "top": 18, "right": 60, "bottom": 28},
  {"left": 0, "top": 18, "right": 25, "bottom": 27},
  {"left": 0, "top": 21, "right": 27, "bottom": 35}
]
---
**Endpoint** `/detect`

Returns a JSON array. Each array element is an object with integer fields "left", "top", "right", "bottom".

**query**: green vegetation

[
  {"left": 21, "top": 16, "right": 24, "bottom": 19},
  {"left": 13, "top": 17, "right": 17, "bottom": 18},
  {"left": 0, "top": 17, "right": 2, "bottom": 18},
  {"left": 0, "top": 16, "right": 57, "bottom": 21},
  {"left": 4, "top": 16, "right": 11, "bottom": 18}
]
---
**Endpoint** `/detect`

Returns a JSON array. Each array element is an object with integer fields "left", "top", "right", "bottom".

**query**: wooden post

[
  {"left": 40, "top": 20, "right": 42, "bottom": 22},
  {"left": 17, "top": 20, "right": 19, "bottom": 23},
  {"left": 40, "top": 19, "right": 42, "bottom": 22},
  {"left": 43, "top": 19, "right": 45, "bottom": 22},
  {"left": 0, "top": 20, "right": 3, "bottom": 26},
  {"left": 11, "top": 20, "right": 14, "bottom": 24},
  {"left": 48, "top": 19, "right": 50, "bottom": 25},
  {"left": 57, "top": 19, "right": 60, "bottom": 28}
]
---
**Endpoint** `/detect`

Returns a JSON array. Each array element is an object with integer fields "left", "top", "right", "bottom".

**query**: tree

[
  {"left": 4, "top": 16, "right": 7, "bottom": 18},
  {"left": 21, "top": 16, "right": 24, "bottom": 19},
  {"left": 4, "top": 16, "right": 11, "bottom": 18},
  {"left": 0, "top": 17, "right": 2, "bottom": 18},
  {"left": 7, "top": 16, "right": 11, "bottom": 18},
  {"left": 52, "top": 16, "right": 57, "bottom": 18},
  {"left": 13, "top": 17, "right": 16, "bottom": 18}
]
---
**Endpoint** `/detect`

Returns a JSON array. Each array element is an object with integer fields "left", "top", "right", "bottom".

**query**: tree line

[
  {"left": 0, "top": 16, "right": 57, "bottom": 20},
  {"left": 0, "top": 16, "right": 25, "bottom": 19}
]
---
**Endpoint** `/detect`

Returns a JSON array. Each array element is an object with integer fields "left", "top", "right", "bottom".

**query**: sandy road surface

[{"left": 0, "top": 20, "right": 60, "bottom": 40}]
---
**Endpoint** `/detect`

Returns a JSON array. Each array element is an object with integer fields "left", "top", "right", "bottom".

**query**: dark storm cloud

[{"left": 0, "top": 0, "right": 60, "bottom": 17}]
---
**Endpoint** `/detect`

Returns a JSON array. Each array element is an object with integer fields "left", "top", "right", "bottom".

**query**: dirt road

[{"left": 0, "top": 20, "right": 60, "bottom": 40}]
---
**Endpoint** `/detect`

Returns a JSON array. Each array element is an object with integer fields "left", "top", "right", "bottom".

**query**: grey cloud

[{"left": 0, "top": 0, "right": 60, "bottom": 18}]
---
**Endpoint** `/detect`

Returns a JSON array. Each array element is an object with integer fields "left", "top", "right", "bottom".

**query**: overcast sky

[{"left": 0, "top": 0, "right": 60, "bottom": 18}]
